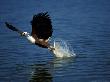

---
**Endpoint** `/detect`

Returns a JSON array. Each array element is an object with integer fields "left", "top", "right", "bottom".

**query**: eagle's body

[{"left": 30, "top": 12, "right": 53, "bottom": 48}]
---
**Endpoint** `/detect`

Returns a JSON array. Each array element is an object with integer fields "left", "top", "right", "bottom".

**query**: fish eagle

[{"left": 5, "top": 12, "right": 54, "bottom": 50}]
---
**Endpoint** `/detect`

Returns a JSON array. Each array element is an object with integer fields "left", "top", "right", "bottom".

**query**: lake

[{"left": 0, "top": 0, "right": 110, "bottom": 82}]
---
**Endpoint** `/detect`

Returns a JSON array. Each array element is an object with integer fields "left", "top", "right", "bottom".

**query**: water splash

[{"left": 52, "top": 39, "right": 76, "bottom": 58}]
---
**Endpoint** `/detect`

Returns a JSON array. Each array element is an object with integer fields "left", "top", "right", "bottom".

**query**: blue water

[{"left": 0, "top": 0, "right": 110, "bottom": 82}]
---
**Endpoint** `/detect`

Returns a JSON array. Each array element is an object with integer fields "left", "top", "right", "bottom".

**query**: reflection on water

[
  {"left": 29, "top": 57, "right": 75, "bottom": 82},
  {"left": 29, "top": 63, "right": 53, "bottom": 82},
  {"left": 53, "top": 57, "right": 75, "bottom": 68}
]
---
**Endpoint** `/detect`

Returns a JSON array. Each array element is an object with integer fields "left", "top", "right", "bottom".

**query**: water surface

[{"left": 0, "top": 0, "right": 110, "bottom": 82}]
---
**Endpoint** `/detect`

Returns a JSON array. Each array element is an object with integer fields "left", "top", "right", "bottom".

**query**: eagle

[{"left": 5, "top": 12, "right": 54, "bottom": 50}]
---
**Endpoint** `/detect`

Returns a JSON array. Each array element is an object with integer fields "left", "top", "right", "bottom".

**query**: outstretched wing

[
  {"left": 5, "top": 22, "right": 23, "bottom": 34},
  {"left": 31, "top": 12, "right": 53, "bottom": 40}
]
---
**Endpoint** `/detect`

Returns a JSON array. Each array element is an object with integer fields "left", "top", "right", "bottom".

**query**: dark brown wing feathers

[{"left": 31, "top": 12, "right": 53, "bottom": 40}]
